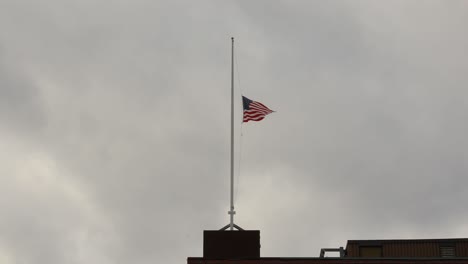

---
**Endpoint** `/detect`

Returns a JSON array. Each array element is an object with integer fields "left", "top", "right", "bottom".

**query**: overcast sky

[{"left": 1, "top": 1, "right": 468, "bottom": 263}]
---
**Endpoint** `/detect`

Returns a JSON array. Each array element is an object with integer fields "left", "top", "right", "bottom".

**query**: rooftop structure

[{"left": 187, "top": 229, "right": 468, "bottom": 264}]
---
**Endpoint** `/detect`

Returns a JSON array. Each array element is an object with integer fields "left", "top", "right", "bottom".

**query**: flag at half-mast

[{"left": 242, "top": 96, "right": 274, "bottom": 123}]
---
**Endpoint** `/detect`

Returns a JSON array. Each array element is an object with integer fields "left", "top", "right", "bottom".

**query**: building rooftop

[{"left": 188, "top": 229, "right": 468, "bottom": 264}]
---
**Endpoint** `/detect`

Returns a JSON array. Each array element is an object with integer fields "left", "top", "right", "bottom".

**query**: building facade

[{"left": 187, "top": 230, "right": 468, "bottom": 264}]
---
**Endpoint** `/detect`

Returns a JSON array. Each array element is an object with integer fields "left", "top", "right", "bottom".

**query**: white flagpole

[{"left": 228, "top": 37, "right": 235, "bottom": 231}]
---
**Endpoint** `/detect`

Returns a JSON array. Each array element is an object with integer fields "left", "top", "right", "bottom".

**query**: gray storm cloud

[{"left": 1, "top": 1, "right": 468, "bottom": 263}]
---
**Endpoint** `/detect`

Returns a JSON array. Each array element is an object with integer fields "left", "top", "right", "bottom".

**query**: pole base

[{"left": 219, "top": 223, "right": 244, "bottom": 231}]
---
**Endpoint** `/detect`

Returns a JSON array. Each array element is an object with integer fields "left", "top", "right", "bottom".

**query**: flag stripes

[{"left": 242, "top": 96, "right": 274, "bottom": 123}]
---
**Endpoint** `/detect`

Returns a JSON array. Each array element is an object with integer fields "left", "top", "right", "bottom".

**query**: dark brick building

[
  {"left": 187, "top": 229, "right": 468, "bottom": 264},
  {"left": 346, "top": 238, "right": 468, "bottom": 258}
]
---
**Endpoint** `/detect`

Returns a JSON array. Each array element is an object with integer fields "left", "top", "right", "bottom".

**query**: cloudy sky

[{"left": 2, "top": 0, "right": 468, "bottom": 263}]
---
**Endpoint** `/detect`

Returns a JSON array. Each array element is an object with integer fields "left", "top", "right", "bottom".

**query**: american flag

[{"left": 242, "top": 96, "right": 274, "bottom": 123}]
